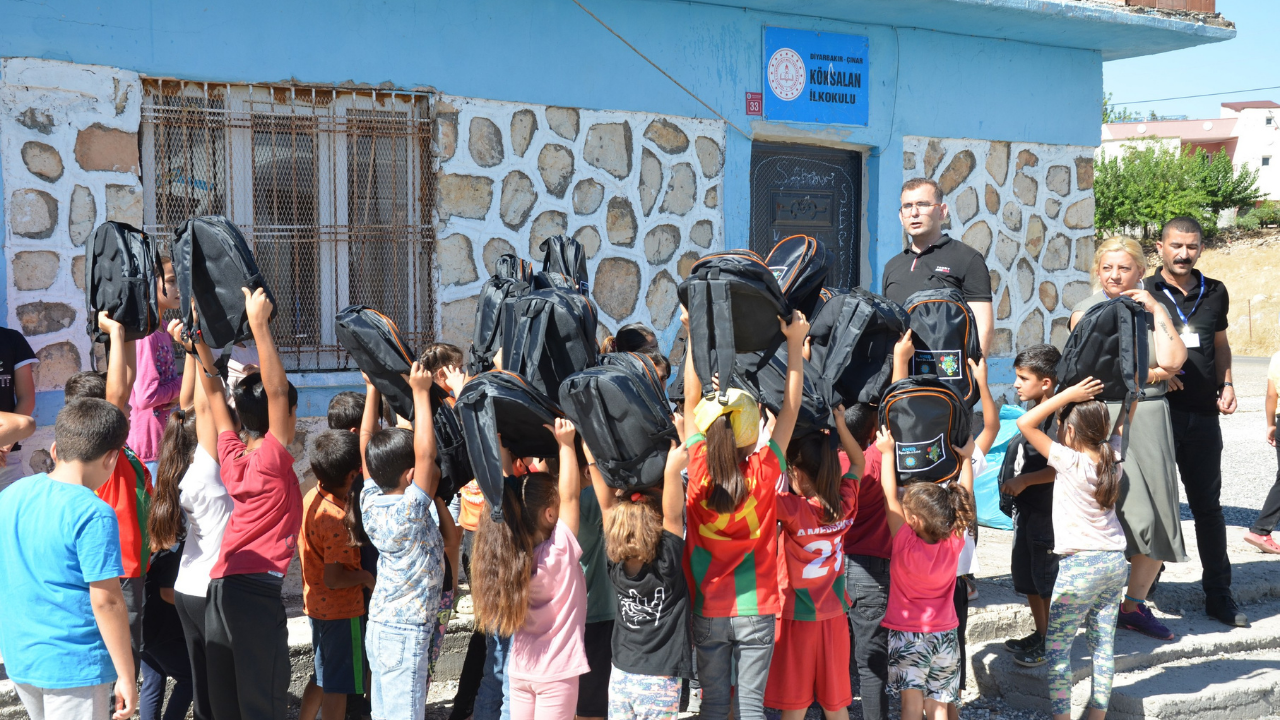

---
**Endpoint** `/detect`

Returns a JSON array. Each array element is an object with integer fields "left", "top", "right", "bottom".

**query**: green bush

[{"left": 1238, "top": 201, "right": 1280, "bottom": 229}]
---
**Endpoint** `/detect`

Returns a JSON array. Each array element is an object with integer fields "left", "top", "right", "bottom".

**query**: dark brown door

[{"left": 749, "top": 142, "right": 862, "bottom": 290}]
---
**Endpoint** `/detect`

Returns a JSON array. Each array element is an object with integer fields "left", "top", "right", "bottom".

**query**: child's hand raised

[
  {"left": 780, "top": 309, "right": 810, "bottom": 343},
  {"left": 954, "top": 436, "right": 976, "bottom": 459},
  {"left": 444, "top": 365, "right": 467, "bottom": 396},
  {"left": 968, "top": 357, "right": 988, "bottom": 386},
  {"left": 97, "top": 310, "right": 124, "bottom": 337},
  {"left": 548, "top": 417, "right": 577, "bottom": 446},
  {"left": 406, "top": 361, "right": 433, "bottom": 392},
  {"left": 665, "top": 440, "right": 689, "bottom": 473},
  {"left": 241, "top": 287, "right": 274, "bottom": 326},
  {"left": 893, "top": 329, "right": 915, "bottom": 365},
  {"left": 874, "top": 425, "right": 895, "bottom": 454},
  {"left": 1061, "top": 376, "right": 1105, "bottom": 404}
]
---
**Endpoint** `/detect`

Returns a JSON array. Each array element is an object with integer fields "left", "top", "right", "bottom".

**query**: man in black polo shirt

[
  {"left": 0, "top": 324, "right": 37, "bottom": 491},
  {"left": 1147, "top": 215, "right": 1246, "bottom": 628},
  {"left": 881, "top": 178, "right": 993, "bottom": 354}
]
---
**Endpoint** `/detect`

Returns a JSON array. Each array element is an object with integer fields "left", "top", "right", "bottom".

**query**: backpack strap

[
  {"left": 686, "top": 280, "right": 716, "bottom": 401},
  {"left": 174, "top": 229, "right": 198, "bottom": 346},
  {"left": 709, "top": 278, "right": 736, "bottom": 404},
  {"left": 819, "top": 297, "right": 873, "bottom": 386},
  {"left": 1113, "top": 303, "right": 1143, "bottom": 461},
  {"left": 505, "top": 299, "right": 551, "bottom": 379},
  {"left": 456, "top": 385, "right": 506, "bottom": 522}
]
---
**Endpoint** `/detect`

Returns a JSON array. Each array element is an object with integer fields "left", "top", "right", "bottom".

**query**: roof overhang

[{"left": 664, "top": 0, "right": 1235, "bottom": 61}]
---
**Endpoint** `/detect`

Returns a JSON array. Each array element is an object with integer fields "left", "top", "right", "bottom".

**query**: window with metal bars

[{"left": 140, "top": 80, "right": 437, "bottom": 371}]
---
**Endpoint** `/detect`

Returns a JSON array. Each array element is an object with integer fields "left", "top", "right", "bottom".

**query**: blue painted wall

[{"left": 1, "top": 0, "right": 1105, "bottom": 417}]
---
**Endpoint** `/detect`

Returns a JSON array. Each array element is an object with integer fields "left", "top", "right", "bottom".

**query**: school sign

[{"left": 763, "top": 27, "right": 869, "bottom": 126}]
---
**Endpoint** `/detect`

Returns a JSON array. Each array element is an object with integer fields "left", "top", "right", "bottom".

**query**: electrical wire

[
  {"left": 1113, "top": 85, "right": 1280, "bottom": 105},
  {"left": 569, "top": 0, "right": 751, "bottom": 140}
]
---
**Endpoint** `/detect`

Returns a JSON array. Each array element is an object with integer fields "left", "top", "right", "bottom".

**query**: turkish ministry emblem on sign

[
  {"left": 767, "top": 48, "right": 805, "bottom": 101},
  {"left": 763, "top": 27, "right": 869, "bottom": 126}
]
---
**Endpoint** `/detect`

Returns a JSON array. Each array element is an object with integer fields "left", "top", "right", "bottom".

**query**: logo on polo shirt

[{"left": 935, "top": 266, "right": 951, "bottom": 273}]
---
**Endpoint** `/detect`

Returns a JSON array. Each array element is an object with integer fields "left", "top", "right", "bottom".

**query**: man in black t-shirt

[
  {"left": 1147, "top": 216, "right": 1246, "bottom": 628},
  {"left": 881, "top": 178, "right": 993, "bottom": 354},
  {"left": 0, "top": 326, "right": 37, "bottom": 490}
]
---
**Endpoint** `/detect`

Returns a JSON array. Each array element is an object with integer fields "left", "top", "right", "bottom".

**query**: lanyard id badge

[{"left": 1162, "top": 274, "right": 1204, "bottom": 349}]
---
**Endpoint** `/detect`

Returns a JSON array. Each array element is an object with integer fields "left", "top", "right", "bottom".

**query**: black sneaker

[
  {"left": 1003, "top": 631, "right": 1042, "bottom": 653},
  {"left": 1013, "top": 641, "right": 1047, "bottom": 668},
  {"left": 1206, "top": 595, "right": 1249, "bottom": 628}
]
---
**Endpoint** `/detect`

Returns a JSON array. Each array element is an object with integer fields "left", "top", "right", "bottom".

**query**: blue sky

[{"left": 1103, "top": 0, "right": 1278, "bottom": 121}]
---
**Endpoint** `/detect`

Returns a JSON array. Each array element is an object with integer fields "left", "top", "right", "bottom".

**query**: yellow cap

[{"left": 693, "top": 389, "right": 761, "bottom": 448}]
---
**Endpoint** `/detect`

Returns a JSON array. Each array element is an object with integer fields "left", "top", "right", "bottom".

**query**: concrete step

[
  {"left": 1082, "top": 649, "right": 1280, "bottom": 720},
  {"left": 971, "top": 598, "right": 1280, "bottom": 716}
]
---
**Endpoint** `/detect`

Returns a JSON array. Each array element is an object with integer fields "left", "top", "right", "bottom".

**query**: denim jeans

[
  {"left": 140, "top": 640, "right": 193, "bottom": 720},
  {"left": 367, "top": 620, "right": 432, "bottom": 720},
  {"left": 474, "top": 634, "right": 511, "bottom": 720},
  {"left": 845, "top": 555, "right": 890, "bottom": 720},
  {"left": 692, "top": 614, "right": 775, "bottom": 720}
]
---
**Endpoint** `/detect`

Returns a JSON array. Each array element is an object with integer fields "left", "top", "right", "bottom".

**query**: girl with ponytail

[
  {"left": 874, "top": 425, "right": 975, "bottom": 720},
  {"left": 471, "top": 419, "right": 588, "bottom": 720},
  {"left": 763, "top": 407, "right": 866, "bottom": 720},
  {"left": 1016, "top": 377, "right": 1131, "bottom": 720}
]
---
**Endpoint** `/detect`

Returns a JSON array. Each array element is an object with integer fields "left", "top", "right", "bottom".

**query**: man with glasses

[{"left": 881, "top": 178, "right": 994, "bottom": 354}]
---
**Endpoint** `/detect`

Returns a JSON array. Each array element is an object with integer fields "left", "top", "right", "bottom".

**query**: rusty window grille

[{"left": 140, "top": 80, "right": 437, "bottom": 371}]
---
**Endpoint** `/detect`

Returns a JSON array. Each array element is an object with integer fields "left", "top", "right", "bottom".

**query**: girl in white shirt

[{"left": 1016, "top": 376, "right": 1134, "bottom": 720}]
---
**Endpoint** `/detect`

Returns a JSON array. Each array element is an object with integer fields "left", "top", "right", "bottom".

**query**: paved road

[{"left": 1189, "top": 355, "right": 1275, "bottom": 530}]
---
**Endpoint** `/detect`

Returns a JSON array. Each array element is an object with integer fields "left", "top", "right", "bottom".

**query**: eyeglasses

[{"left": 899, "top": 202, "right": 940, "bottom": 213}]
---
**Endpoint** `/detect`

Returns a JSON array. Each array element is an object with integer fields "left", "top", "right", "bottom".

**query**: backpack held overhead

[
  {"left": 539, "top": 235, "right": 589, "bottom": 292},
  {"left": 500, "top": 287, "right": 599, "bottom": 404},
  {"left": 808, "top": 287, "right": 911, "bottom": 407},
  {"left": 560, "top": 357, "right": 678, "bottom": 490},
  {"left": 765, "top": 234, "right": 834, "bottom": 318},
  {"left": 335, "top": 305, "right": 417, "bottom": 421},
  {"left": 172, "top": 216, "right": 275, "bottom": 348},
  {"left": 903, "top": 287, "right": 983, "bottom": 406},
  {"left": 430, "top": 385, "right": 473, "bottom": 503},
  {"left": 677, "top": 250, "right": 790, "bottom": 404},
  {"left": 879, "top": 376, "right": 972, "bottom": 485},
  {"left": 455, "top": 371, "right": 565, "bottom": 521},
  {"left": 735, "top": 345, "right": 833, "bottom": 434},
  {"left": 467, "top": 256, "right": 532, "bottom": 375},
  {"left": 85, "top": 221, "right": 161, "bottom": 343},
  {"left": 1056, "top": 296, "right": 1149, "bottom": 455}
]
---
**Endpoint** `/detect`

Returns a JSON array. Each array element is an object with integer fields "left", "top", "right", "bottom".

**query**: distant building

[{"left": 1102, "top": 101, "right": 1280, "bottom": 200}]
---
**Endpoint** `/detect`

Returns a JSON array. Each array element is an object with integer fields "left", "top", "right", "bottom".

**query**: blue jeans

[
  {"left": 474, "top": 634, "right": 511, "bottom": 720},
  {"left": 140, "top": 640, "right": 193, "bottom": 720},
  {"left": 692, "top": 615, "right": 775, "bottom": 720},
  {"left": 367, "top": 620, "right": 432, "bottom": 720}
]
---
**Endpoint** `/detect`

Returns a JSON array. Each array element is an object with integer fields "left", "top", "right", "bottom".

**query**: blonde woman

[{"left": 1068, "top": 237, "right": 1188, "bottom": 641}]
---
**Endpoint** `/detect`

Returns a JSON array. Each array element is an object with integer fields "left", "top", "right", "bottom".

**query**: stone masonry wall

[
  {"left": 434, "top": 96, "right": 726, "bottom": 350},
  {"left": 902, "top": 136, "right": 1097, "bottom": 359},
  {"left": 1, "top": 58, "right": 144, "bottom": 391}
]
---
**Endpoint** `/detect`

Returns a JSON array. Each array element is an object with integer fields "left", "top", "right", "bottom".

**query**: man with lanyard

[{"left": 1147, "top": 215, "right": 1247, "bottom": 628}]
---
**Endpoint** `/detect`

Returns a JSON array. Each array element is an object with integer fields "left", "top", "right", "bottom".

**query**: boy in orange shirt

[{"left": 299, "top": 429, "right": 375, "bottom": 720}]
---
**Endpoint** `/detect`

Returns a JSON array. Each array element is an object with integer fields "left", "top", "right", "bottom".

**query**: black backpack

[
  {"left": 467, "top": 270, "right": 532, "bottom": 375},
  {"left": 500, "top": 287, "right": 598, "bottom": 404},
  {"left": 765, "top": 235, "right": 833, "bottom": 318},
  {"left": 600, "top": 351, "right": 669, "bottom": 405},
  {"left": 903, "top": 288, "right": 983, "bottom": 406},
  {"left": 879, "top": 376, "right": 972, "bottom": 485},
  {"left": 539, "top": 235, "right": 588, "bottom": 292},
  {"left": 810, "top": 287, "right": 841, "bottom": 319},
  {"left": 678, "top": 250, "right": 790, "bottom": 403},
  {"left": 998, "top": 423, "right": 1055, "bottom": 519},
  {"left": 735, "top": 345, "right": 833, "bottom": 433},
  {"left": 430, "top": 385, "right": 473, "bottom": 503},
  {"left": 173, "top": 216, "right": 275, "bottom": 348},
  {"left": 809, "top": 288, "right": 911, "bottom": 407},
  {"left": 1056, "top": 296, "right": 1149, "bottom": 450},
  {"left": 85, "top": 221, "right": 161, "bottom": 343},
  {"left": 455, "top": 371, "right": 565, "bottom": 520},
  {"left": 560, "top": 363, "right": 678, "bottom": 490},
  {"left": 335, "top": 305, "right": 416, "bottom": 420}
]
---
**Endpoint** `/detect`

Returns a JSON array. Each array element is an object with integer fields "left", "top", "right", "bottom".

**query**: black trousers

[
  {"left": 175, "top": 592, "right": 213, "bottom": 720},
  {"left": 845, "top": 555, "right": 890, "bottom": 720},
  {"left": 1253, "top": 419, "right": 1280, "bottom": 535},
  {"left": 205, "top": 576, "right": 290, "bottom": 720},
  {"left": 1168, "top": 407, "right": 1232, "bottom": 597},
  {"left": 450, "top": 630, "right": 489, "bottom": 720},
  {"left": 952, "top": 573, "right": 969, "bottom": 691}
]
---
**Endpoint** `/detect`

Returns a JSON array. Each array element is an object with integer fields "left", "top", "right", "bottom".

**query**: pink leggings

[{"left": 508, "top": 676, "right": 580, "bottom": 720}]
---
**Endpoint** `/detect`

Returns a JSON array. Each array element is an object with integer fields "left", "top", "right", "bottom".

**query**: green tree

[
  {"left": 1192, "top": 148, "right": 1263, "bottom": 214},
  {"left": 1102, "top": 92, "right": 1142, "bottom": 124},
  {"left": 1094, "top": 143, "right": 1212, "bottom": 241}
]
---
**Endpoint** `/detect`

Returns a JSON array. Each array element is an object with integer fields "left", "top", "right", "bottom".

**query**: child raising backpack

[
  {"left": 764, "top": 409, "right": 866, "bottom": 720},
  {"left": 680, "top": 307, "right": 809, "bottom": 720},
  {"left": 470, "top": 419, "right": 588, "bottom": 720},
  {"left": 1015, "top": 377, "right": 1132, "bottom": 720},
  {"left": 874, "top": 426, "right": 975, "bottom": 720}
]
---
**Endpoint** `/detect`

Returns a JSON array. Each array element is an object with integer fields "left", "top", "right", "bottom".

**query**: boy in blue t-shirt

[{"left": 0, "top": 398, "right": 137, "bottom": 719}]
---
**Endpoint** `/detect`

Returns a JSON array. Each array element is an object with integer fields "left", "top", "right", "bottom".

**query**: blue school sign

[{"left": 763, "top": 27, "right": 869, "bottom": 126}]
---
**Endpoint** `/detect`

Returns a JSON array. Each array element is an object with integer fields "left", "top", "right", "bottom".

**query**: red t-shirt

[
  {"left": 212, "top": 432, "right": 303, "bottom": 578},
  {"left": 883, "top": 527, "right": 963, "bottom": 633},
  {"left": 95, "top": 448, "right": 153, "bottom": 578},
  {"left": 842, "top": 447, "right": 891, "bottom": 560},
  {"left": 775, "top": 473, "right": 859, "bottom": 621},
  {"left": 684, "top": 434, "right": 783, "bottom": 618}
]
